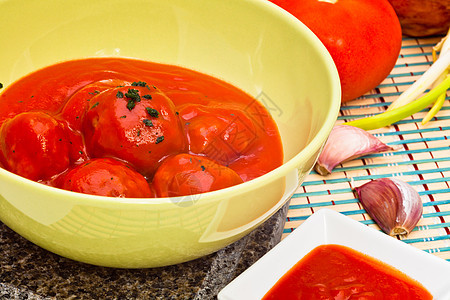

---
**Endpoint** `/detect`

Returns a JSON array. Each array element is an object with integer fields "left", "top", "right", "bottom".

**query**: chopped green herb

[
  {"left": 143, "top": 94, "right": 152, "bottom": 100},
  {"left": 137, "top": 129, "right": 141, "bottom": 136},
  {"left": 79, "top": 151, "right": 84, "bottom": 155},
  {"left": 131, "top": 81, "right": 148, "bottom": 87},
  {"left": 31, "top": 95, "right": 34, "bottom": 98},
  {"left": 125, "top": 88, "right": 141, "bottom": 102},
  {"left": 143, "top": 119, "right": 153, "bottom": 127},
  {"left": 175, "top": 111, "right": 179, "bottom": 115},
  {"left": 127, "top": 100, "right": 136, "bottom": 111},
  {"left": 146, "top": 107, "right": 159, "bottom": 118},
  {"left": 88, "top": 90, "right": 100, "bottom": 95},
  {"left": 91, "top": 102, "right": 99, "bottom": 109},
  {"left": 201, "top": 165, "right": 206, "bottom": 171},
  {"left": 155, "top": 136, "right": 164, "bottom": 144},
  {"left": 120, "top": 115, "right": 127, "bottom": 119},
  {"left": 124, "top": 88, "right": 141, "bottom": 111},
  {"left": 116, "top": 91, "right": 124, "bottom": 98}
]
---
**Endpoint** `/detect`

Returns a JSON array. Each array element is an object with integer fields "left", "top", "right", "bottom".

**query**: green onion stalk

[{"left": 344, "top": 30, "right": 450, "bottom": 130}]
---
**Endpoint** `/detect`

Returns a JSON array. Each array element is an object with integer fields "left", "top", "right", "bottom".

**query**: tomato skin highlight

[
  {"left": 0, "top": 112, "right": 71, "bottom": 181},
  {"left": 83, "top": 86, "right": 186, "bottom": 177},
  {"left": 271, "top": 0, "right": 402, "bottom": 102},
  {"left": 152, "top": 153, "right": 243, "bottom": 197},
  {"left": 58, "top": 158, "right": 154, "bottom": 198}
]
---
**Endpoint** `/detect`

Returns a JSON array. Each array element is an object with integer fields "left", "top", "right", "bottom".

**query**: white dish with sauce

[{"left": 218, "top": 208, "right": 450, "bottom": 300}]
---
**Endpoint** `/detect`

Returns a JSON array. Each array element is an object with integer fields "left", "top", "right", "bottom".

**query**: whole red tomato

[{"left": 270, "top": 0, "right": 402, "bottom": 102}]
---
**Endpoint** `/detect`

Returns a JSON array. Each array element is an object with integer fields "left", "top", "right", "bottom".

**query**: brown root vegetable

[{"left": 388, "top": 0, "right": 450, "bottom": 37}]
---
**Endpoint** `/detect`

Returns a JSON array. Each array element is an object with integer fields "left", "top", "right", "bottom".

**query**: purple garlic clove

[
  {"left": 315, "top": 125, "right": 393, "bottom": 175},
  {"left": 354, "top": 178, "right": 423, "bottom": 236}
]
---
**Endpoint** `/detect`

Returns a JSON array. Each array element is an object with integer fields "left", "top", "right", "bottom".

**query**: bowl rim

[{"left": 0, "top": 0, "right": 341, "bottom": 207}]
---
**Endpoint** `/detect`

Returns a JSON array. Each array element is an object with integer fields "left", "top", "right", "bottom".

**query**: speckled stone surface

[{"left": 0, "top": 203, "right": 289, "bottom": 299}]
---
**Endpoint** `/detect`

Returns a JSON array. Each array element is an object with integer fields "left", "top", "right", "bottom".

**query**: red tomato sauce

[
  {"left": 263, "top": 244, "right": 433, "bottom": 300},
  {"left": 0, "top": 57, "right": 283, "bottom": 198}
]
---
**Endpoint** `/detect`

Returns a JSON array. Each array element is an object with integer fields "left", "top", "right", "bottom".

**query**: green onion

[
  {"left": 387, "top": 31, "right": 450, "bottom": 112},
  {"left": 422, "top": 70, "right": 448, "bottom": 125},
  {"left": 345, "top": 30, "right": 450, "bottom": 130},
  {"left": 344, "top": 75, "right": 450, "bottom": 130}
]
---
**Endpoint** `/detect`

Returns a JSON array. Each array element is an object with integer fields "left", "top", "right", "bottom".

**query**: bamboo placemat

[{"left": 283, "top": 36, "right": 450, "bottom": 263}]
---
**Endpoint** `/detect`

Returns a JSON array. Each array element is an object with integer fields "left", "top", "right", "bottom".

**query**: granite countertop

[{"left": 0, "top": 203, "right": 289, "bottom": 299}]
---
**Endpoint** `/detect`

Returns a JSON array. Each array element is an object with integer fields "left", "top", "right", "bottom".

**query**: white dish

[{"left": 218, "top": 208, "right": 450, "bottom": 300}]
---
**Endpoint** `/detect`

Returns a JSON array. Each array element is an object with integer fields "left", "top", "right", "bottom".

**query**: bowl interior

[
  {"left": 0, "top": 0, "right": 339, "bottom": 168},
  {"left": 0, "top": 0, "right": 340, "bottom": 267}
]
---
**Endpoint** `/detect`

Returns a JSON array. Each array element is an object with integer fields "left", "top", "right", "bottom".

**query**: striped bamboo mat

[{"left": 283, "top": 36, "right": 450, "bottom": 263}]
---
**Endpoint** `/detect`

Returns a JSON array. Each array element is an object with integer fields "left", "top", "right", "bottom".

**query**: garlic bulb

[
  {"left": 354, "top": 178, "right": 423, "bottom": 236},
  {"left": 315, "top": 125, "right": 393, "bottom": 175}
]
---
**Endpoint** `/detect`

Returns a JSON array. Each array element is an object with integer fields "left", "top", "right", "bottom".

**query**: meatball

[
  {"left": 179, "top": 105, "right": 257, "bottom": 166},
  {"left": 83, "top": 84, "right": 186, "bottom": 177},
  {"left": 0, "top": 112, "right": 71, "bottom": 181},
  {"left": 59, "top": 157, "right": 153, "bottom": 198},
  {"left": 152, "top": 153, "right": 243, "bottom": 197}
]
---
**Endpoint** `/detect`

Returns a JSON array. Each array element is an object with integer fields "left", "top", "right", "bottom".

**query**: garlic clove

[
  {"left": 314, "top": 125, "right": 393, "bottom": 175},
  {"left": 354, "top": 178, "right": 423, "bottom": 236}
]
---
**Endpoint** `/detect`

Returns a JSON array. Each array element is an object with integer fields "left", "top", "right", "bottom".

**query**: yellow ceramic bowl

[{"left": 0, "top": 0, "right": 340, "bottom": 268}]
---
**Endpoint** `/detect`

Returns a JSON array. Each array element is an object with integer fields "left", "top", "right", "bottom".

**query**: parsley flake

[
  {"left": 127, "top": 100, "right": 136, "bottom": 111},
  {"left": 146, "top": 107, "right": 159, "bottom": 118},
  {"left": 155, "top": 136, "right": 164, "bottom": 144},
  {"left": 143, "top": 119, "right": 153, "bottom": 127},
  {"left": 116, "top": 91, "right": 124, "bottom": 98},
  {"left": 143, "top": 94, "right": 152, "bottom": 100},
  {"left": 131, "top": 81, "right": 148, "bottom": 87},
  {"left": 125, "top": 88, "right": 141, "bottom": 111},
  {"left": 125, "top": 88, "right": 141, "bottom": 102}
]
